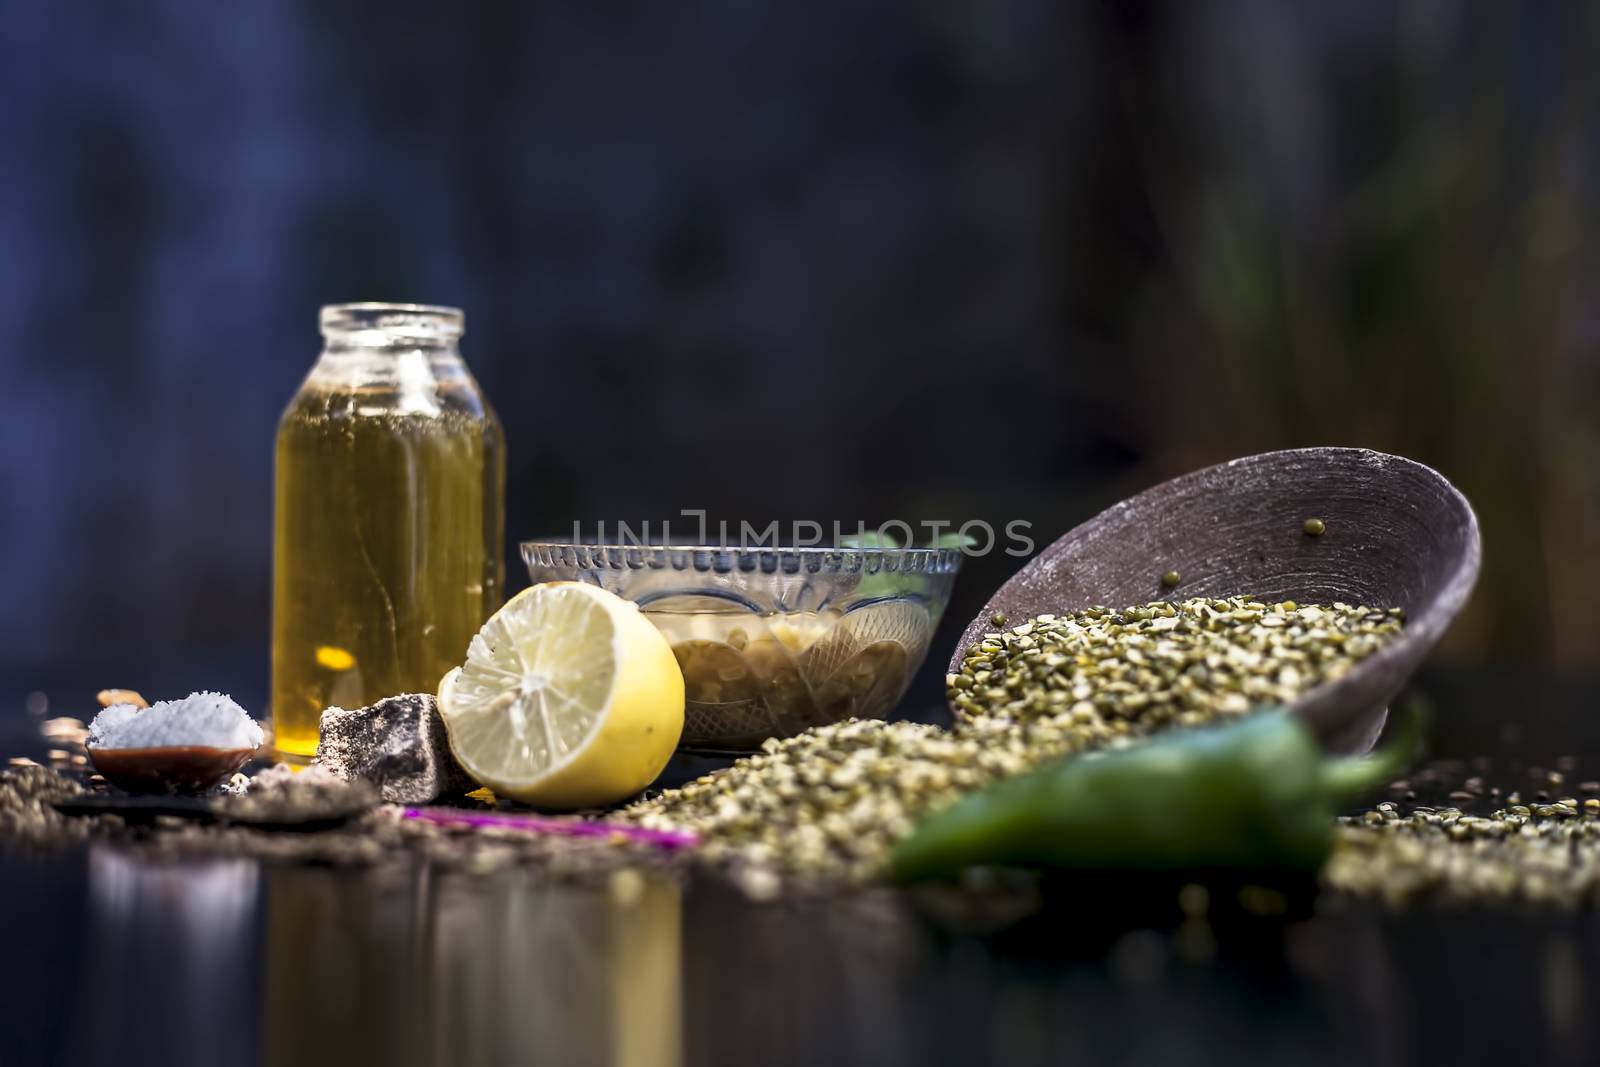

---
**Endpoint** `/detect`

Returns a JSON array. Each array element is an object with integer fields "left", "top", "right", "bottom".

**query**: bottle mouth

[{"left": 320, "top": 303, "right": 464, "bottom": 342}]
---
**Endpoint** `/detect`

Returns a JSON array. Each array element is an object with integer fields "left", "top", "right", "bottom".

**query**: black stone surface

[{"left": 4, "top": 664, "right": 1600, "bottom": 1067}]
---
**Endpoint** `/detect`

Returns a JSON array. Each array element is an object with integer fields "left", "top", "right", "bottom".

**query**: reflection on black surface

[
  {"left": 61, "top": 847, "right": 261, "bottom": 1065},
  {"left": 265, "top": 865, "right": 683, "bottom": 1067},
  {"left": 11, "top": 670, "right": 1600, "bottom": 1066},
  {"left": 8, "top": 839, "right": 1600, "bottom": 1067}
]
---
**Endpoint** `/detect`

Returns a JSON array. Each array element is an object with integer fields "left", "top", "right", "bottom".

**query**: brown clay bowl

[
  {"left": 949, "top": 447, "right": 1481, "bottom": 752},
  {"left": 87, "top": 744, "right": 257, "bottom": 794}
]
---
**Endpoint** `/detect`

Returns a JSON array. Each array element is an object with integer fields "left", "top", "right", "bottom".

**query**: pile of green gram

[
  {"left": 1329, "top": 798, "right": 1600, "bottom": 908},
  {"left": 623, "top": 597, "right": 1404, "bottom": 884}
]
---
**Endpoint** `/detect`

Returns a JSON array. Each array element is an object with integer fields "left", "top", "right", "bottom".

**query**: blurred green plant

[{"left": 1095, "top": 3, "right": 1600, "bottom": 663}]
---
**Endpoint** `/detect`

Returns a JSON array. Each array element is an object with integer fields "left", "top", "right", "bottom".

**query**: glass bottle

[{"left": 271, "top": 303, "right": 505, "bottom": 759}]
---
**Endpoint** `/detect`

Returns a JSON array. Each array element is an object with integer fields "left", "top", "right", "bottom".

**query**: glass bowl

[{"left": 521, "top": 542, "right": 963, "bottom": 751}]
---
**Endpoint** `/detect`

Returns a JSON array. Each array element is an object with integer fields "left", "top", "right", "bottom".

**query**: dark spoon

[{"left": 950, "top": 447, "right": 1480, "bottom": 752}]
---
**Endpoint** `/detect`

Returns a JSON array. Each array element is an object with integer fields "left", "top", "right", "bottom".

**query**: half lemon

[{"left": 437, "top": 582, "right": 685, "bottom": 808}]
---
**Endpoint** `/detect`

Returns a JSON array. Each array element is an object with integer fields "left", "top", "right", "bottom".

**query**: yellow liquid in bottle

[{"left": 270, "top": 384, "right": 504, "bottom": 758}]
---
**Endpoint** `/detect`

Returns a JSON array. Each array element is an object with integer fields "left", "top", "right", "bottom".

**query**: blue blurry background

[{"left": 1, "top": 2, "right": 1597, "bottom": 716}]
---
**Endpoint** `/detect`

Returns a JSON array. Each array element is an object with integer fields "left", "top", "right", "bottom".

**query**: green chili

[{"left": 889, "top": 708, "right": 1417, "bottom": 882}]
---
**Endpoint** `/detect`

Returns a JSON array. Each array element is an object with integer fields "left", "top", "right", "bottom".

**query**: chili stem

[{"left": 1321, "top": 704, "right": 1423, "bottom": 804}]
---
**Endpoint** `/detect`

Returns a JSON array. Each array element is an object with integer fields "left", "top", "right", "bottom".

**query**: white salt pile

[{"left": 87, "top": 691, "right": 263, "bottom": 751}]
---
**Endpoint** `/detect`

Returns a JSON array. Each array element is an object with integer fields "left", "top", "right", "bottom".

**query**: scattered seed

[
  {"left": 41, "top": 717, "right": 87, "bottom": 742},
  {"left": 1160, "top": 570, "right": 1182, "bottom": 588},
  {"left": 0, "top": 762, "right": 674, "bottom": 878},
  {"left": 623, "top": 597, "right": 1403, "bottom": 887},
  {"left": 1302, "top": 518, "right": 1326, "bottom": 537},
  {"left": 1331, "top": 794, "right": 1600, "bottom": 909}
]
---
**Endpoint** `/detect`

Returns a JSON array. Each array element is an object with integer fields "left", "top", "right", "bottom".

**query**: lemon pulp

[{"left": 438, "top": 582, "right": 685, "bottom": 809}]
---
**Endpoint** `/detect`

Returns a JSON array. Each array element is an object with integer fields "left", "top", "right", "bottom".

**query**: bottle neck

[
  {"left": 309, "top": 338, "right": 473, "bottom": 393},
  {"left": 321, "top": 335, "right": 465, "bottom": 362},
  {"left": 306, "top": 304, "right": 474, "bottom": 402}
]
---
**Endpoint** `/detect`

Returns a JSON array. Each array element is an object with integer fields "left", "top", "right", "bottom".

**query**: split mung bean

[
  {"left": 948, "top": 597, "right": 1404, "bottom": 729},
  {"left": 1328, "top": 801, "right": 1600, "bottom": 908},
  {"left": 624, "top": 596, "right": 1404, "bottom": 884}
]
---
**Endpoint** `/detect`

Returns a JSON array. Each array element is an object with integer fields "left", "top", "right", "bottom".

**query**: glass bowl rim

[{"left": 520, "top": 540, "right": 964, "bottom": 574}]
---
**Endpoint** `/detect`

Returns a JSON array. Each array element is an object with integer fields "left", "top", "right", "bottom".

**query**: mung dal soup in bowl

[{"left": 521, "top": 541, "right": 962, "bottom": 750}]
